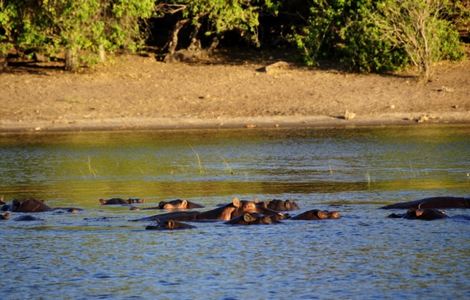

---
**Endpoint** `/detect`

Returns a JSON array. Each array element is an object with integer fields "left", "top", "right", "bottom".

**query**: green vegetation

[
  {"left": 293, "top": 0, "right": 465, "bottom": 78},
  {"left": 0, "top": 0, "right": 154, "bottom": 70},
  {"left": 155, "top": 0, "right": 267, "bottom": 61},
  {"left": 0, "top": 0, "right": 467, "bottom": 77}
]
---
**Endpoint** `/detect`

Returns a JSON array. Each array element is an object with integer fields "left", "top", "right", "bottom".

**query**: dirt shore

[{"left": 1, "top": 54, "right": 469, "bottom": 133}]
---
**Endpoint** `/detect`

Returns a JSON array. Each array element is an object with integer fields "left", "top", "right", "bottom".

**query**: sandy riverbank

[{"left": 1, "top": 54, "right": 469, "bottom": 133}]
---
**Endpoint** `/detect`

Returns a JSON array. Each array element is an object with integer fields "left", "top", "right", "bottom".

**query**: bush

[
  {"left": 371, "top": 0, "right": 464, "bottom": 80},
  {"left": 155, "top": 0, "right": 274, "bottom": 59},
  {"left": 293, "top": 0, "right": 464, "bottom": 76},
  {"left": 0, "top": 0, "right": 154, "bottom": 71}
]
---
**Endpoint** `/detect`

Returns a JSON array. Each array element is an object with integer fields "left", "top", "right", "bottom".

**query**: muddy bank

[{"left": 1, "top": 55, "right": 469, "bottom": 132}]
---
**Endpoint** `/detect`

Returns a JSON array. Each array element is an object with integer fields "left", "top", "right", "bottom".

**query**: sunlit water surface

[{"left": 1, "top": 126, "right": 469, "bottom": 299}]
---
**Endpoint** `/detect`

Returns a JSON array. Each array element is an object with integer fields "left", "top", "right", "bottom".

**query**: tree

[
  {"left": 371, "top": 0, "right": 463, "bottom": 80},
  {"left": 155, "top": 0, "right": 265, "bottom": 61},
  {"left": 292, "top": 0, "right": 409, "bottom": 71},
  {"left": 0, "top": 0, "right": 154, "bottom": 71}
]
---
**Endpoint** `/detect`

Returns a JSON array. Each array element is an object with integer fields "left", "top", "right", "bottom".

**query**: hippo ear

[
  {"left": 232, "top": 197, "right": 241, "bottom": 208},
  {"left": 328, "top": 211, "right": 341, "bottom": 219},
  {"left": 243, "top": 213, "right": 255, "bottom": 223},
  {"left": 181, "top": 199, "right": 188, "bottom": 207},
  {"left": 99, "top": 199, "right": 105, "bottom": 205},
  {"left": 167, "top": 220, "right": 175, "bottom": 229}
]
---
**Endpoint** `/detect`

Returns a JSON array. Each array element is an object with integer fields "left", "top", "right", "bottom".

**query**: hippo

[
  {"left": 12, "top": 199, "right": 51, "bottom": 212},
  {"left": 53, "top": 208, "right": 82, "bottom": 214},
  {"left": 99, "top": 198, "right": 144, "bottom": 205},
  {"left": 141, "top": 199, "right": 204, "bottom": 210},
  {"left": 291, "top": 209, "right": 341, "bottom": 220},
  {"left": 146, "top": 219, "right": 196, "bottom": 230},
  {"left": 388, "top": 208, "right": 448, "bottom": 220},
  {"left": 197, "top": 197, "right": 285, "bottom": 221},
  {"left": 132, "top": 197, "right": 287, "bottom": 223},
  {"left": 14, "top": 215, "right": 43, "bottom": 221},
  {"left": 0, "top": 212, "right": 10, "bottom": 220},
  {"left": 381, "top": 196, "right": 470, "bottom": 209},
  {"left": 5, "top": 199, "right": 82, "bottom": 213},
  {"left": 262, "top": 199, "right": 300, "bottom": 211},
  {"left": 226, "top": 212, "right": 284, "bottom": 225}
]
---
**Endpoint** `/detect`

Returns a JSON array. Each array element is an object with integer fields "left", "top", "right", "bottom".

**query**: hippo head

[
  {"left": 405, "top": 208, "right": 447, "bottom": 220},
  {"left": 328, "top": 211, "right": 341, "bottom": 219},
  {"left": 164, "top": 219, "right": 177, "bottom": 229},
  {"left": 229, "top": 212, "right": 282, "bottom": 225},
  {"left": 1, "top": 211, "right": 10, "bottom": 220},
  {"left": 154, "top": 219, "right": 195, "bottom": 230},
  {"left": 12, "top": 199, "right": 50, "bottom": 212},
  {"left": 128, "top": 198, "right": 144, "bottom": 204},
  {"left": 159, "top": 199, "right": 188, "bottom": 210},
  {"left": 231, "top": 198, "right": 260, "bottom": 218},
  {"left": 315, "top": 210, "right": 329, "bottom": 219}
]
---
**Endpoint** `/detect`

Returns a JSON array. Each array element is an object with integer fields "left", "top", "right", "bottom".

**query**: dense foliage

[
  {"left": 0, "top": 0, "right": 154, "bottom": 70},
  {"left": 293, "top": 0, "right": 465, "bottom": 76},
  {"left": 0, "top": 0, "right": 467, "bottom": 76}
]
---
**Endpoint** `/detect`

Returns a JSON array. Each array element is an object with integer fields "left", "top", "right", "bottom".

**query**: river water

[{"left": 1, "top": 126, "right": 469, "bottom": 299}]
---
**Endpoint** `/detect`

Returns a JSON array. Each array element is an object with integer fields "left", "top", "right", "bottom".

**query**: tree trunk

[
  {"left": 188, "top": 20, "right": 202, "bottom": 51},
  {"left": 98, "top": 44, "right": 106, "bottom": 63},
  {"left": 164, "top": 19, "right": 189, "bottom": 63},
  {"left": 0, "top": 55, "right": 6, "bottom": 71},
  {"left": 65, "top": 48, "right": 78, "bottom": 71},
  {"left": 208, "top": 37, "right": 219, "bottom": 54}
]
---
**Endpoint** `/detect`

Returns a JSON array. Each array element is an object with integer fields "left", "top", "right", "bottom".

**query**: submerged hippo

[
  {"left": 132, "top": 197, "right": 287, "bottom": 223},
  {"left": 12, "top": 199, "right": 51, "bottom": 212},
  {"left": 53, "top": 208, "right": 81, "bottom": 214},
  {"left": 0, "top": 212, "right": 10, "bottom": 220},
  {"left": 291, "top": 209, "right": 341, "bottom": 220},
  {"left": 388, "top": 208, "right": 447, "bottom": 221},
  {"left": 141, "top": 199, "right": 204, "bottom": 210},
  {"left": 146, "top": 219, "right": 195, "bottom": 230},
  {"left": 381, "top": 196, "right": 470, "bottom": 209},
  {"left": 226, "top": 212, "right": 284, "bottom": 225},
  {"left": 262, "top": 199, "right": 300, "bottom": 211},
  {"left": 14, "top": 215, "right": 44, "bottom": 221},
  {"left": 7, "top": 199, "right": 82, "bottom": 213},
  {"left": 99, "top": 198, "right": 144, "bottom": 205}
]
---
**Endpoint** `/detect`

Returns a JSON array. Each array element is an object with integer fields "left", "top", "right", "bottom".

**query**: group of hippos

[{"left": 1, "top": 196, "right": 469, "bottom": 230}]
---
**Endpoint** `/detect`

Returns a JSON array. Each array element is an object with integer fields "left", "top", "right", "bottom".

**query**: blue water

[{"left": 1, "top": 126, "right": 469, "bottom": 299}]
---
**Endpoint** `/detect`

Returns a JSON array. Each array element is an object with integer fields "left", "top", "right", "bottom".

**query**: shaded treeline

[{"left": 0, "top": 0, "right": 468, "bottom": 78}]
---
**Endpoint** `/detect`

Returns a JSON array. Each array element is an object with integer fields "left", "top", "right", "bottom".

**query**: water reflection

[
  {"left": 0, "top": 126, "right": 469, "bottom": 207},
  {"left": 1, "top": 126, "right": 469, "bottom": 299}
]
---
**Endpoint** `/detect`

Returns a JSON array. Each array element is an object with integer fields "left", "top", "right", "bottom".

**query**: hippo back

[{"left": 381, "top": 197, "right": 470, "bottom": 209}]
